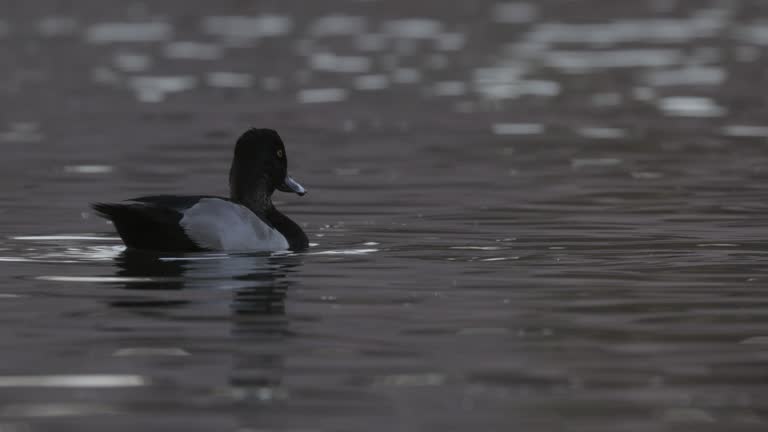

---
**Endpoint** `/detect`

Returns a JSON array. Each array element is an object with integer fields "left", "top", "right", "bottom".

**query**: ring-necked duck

[{"left": 92, "top": 128, "right": 308, "bottom": 252}]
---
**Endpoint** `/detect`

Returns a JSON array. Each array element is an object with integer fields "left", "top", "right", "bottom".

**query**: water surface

[{"left": 2, "top": 1, "right": 768, "bottom": 431}]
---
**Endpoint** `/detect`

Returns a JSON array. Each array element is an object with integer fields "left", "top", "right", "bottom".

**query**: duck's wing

[{"left": 91, "top": 195, "right": 215, "bottom": 252}]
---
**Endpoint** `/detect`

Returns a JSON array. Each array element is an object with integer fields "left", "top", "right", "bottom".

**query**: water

[{"left": 1, "top": 1, "right": 768, "bottom": 430}]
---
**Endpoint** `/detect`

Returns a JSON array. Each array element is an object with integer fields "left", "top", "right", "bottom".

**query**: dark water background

[{"left": 2, "top": 0, "right": 768, "bottom": 430}]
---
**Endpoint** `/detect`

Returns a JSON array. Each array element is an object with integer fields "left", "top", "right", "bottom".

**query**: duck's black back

[{"left": 91, "top": 195, "right": 218, "bottom": 252}]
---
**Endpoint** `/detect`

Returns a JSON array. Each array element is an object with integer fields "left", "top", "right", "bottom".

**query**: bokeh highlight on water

[{"left": 2, "top": 1, "right": 768, "bottom": 431}]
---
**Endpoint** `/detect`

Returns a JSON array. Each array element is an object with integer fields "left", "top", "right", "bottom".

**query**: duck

[{"left": 92, "top": 128, "right": 308, "bottom": 252}]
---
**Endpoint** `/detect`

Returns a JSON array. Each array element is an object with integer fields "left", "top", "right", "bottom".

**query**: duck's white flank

[{"left": 179, "top": 198, "right": 289, "bottom": 251}]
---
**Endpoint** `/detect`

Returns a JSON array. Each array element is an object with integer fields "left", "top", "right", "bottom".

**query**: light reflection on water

[
  {"left": 0, "top": 123, "right": 43, "bottom": 143},
  {"left": 202, "top": 15, "right": 294, "bottom": 41},
  {"left": 658, "top": 96, "right": 727, "bottom": 118},
  {"left": 86, "top": 22, "right": 172, "bottom": 44},
  {"left": 0, "top": 375, "right": 147, "bottom": 388},
  {"left": 2, "top": 1, "right": 768, "bottom": 431}
]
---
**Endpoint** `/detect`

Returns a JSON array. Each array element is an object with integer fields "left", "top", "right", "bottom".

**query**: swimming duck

[{"left": 92, "top": 128, "right": 308, "bottom": 252}]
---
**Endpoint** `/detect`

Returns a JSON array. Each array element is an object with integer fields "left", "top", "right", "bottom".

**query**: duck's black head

[{"left": 229, "top": 128, "right": 305, "bottom": 209}]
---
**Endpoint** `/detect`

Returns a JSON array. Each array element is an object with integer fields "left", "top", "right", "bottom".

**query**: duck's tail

[{"left": 91, "top": 202, "right": 124, "bottom": 221}]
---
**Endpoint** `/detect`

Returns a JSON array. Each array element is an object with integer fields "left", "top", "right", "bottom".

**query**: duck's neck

[
  {"left": 229, "top": 167, "right": 274, "bottom": 213},
  {"left": 232, "top": 189, "right": 273, "bottom": 213}
]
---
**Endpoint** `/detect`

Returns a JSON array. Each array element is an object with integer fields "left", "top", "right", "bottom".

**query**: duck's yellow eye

[{"left": 277, "top": 149, "right": 284, "bottom": 158}]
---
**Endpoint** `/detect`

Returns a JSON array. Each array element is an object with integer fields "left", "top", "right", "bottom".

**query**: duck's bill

[{"left": 277, "top": 175, "right": 306, "bottom": 196}]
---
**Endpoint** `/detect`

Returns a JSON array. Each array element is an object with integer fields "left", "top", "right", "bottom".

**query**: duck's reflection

[
  {"left": 108, "top": 250, "right": 302, "bottom": 400},
  {"left": 109, "top": 250, "right": 301, "bottom": 316}
]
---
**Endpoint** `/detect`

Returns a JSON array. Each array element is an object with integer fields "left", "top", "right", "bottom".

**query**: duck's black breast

[
  {"left": 92, "top": 195, "right": 222, "bottom": 252},
  {"left": 266, "top": 207, "right": 309, "bottom": 251}
]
